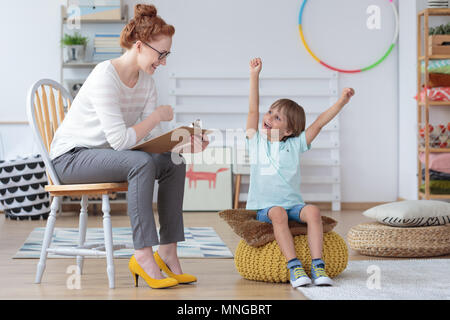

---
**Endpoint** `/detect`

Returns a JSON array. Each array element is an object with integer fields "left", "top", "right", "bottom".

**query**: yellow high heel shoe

[
  {"left": 154, "top": 251, "right": 197, "bottom": 284},
  {"left": 128, "top": 255, "right": 178, "bottom": 289}
]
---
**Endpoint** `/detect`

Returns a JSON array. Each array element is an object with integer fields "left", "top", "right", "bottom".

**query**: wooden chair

[{"left": 26, "top": 79, "right": 128, "bottom": 288}]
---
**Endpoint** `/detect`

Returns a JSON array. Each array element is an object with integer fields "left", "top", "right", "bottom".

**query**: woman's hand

[
  {"left": 172, "top": 133, "right": 209, "bottom": 154},
  {"left": 154, "top": 105, "right": 174, "bottom": 122},
  {"left": 189, "top": 133, "right": 209, "bottom": 153},
  {"left": 133, "top": 106, "right": 172, "bottom": 143},
  {"left": 249, "top": 58, "right": 262, "bottom": 76}
]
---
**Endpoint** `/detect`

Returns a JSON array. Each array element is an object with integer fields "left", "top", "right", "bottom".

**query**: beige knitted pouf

[
  {"left": 234, "top": 231, "right": 348, "bottom": 283},
  {"left": 347, "top": 222, "right": 450, "bottom": 257}
]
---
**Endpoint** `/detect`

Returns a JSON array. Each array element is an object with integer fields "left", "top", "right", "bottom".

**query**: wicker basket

[{"left": 347, "top": 222, "right": 450, "bottom": 258}]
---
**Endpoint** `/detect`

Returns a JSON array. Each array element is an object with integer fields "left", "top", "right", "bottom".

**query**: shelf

[
  {"left": 418, "top": 101, "right": 450, "bottom": 106},
  {"left": 170, "top": 74, "right": 338, "bottom": 80},
  {"left": 419, "top": 8, "right": 450, "bottom": 16},
  {"left": 0, "top": 121, "right": 28, "bottom": 125},
  {"left": 170, "top": 89, "right": 335, "bottom": 98},
  {"left": 419, "top": 147, "right": 450, "bottom": 153},
  {"left": 417, "top": 9, "right": 450, "bottom": 201},
  {"left": 63, "top": 62, "right": 99, "bottom": 68},
  {"left": 419, "top": 55, "right": 450, "bottom": 60},
  {"left": 63, "top": 18, "right": 127, "bottom": 24},
  {"left": 419, "top": 192, "right": 450, "bottom": 200},
  {"left": 60, "top": 4, "right": 128, "bottom": 82}
]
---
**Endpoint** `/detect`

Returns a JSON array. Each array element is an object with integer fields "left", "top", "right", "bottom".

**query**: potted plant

[
  {"left": 61, "top": 32, "right": 88, "bottom": 63},
  {"left": 428, "top": 22, "right": 450, "bottom": 55}
]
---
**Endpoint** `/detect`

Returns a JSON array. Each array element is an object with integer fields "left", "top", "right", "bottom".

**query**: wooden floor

[{"left": 0, "top": 209, "right": 447, "bottom": 300}]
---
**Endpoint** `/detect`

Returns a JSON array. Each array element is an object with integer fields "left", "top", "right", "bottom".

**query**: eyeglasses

[{"left": 139, "top": 41, "right": 170, "bottom": 60}]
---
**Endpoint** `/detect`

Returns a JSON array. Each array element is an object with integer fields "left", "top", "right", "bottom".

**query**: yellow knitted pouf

[{"left": 234, "top": 231, "right": 348, "bottom": 283}]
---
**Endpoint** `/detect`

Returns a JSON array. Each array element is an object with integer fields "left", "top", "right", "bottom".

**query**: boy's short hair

[{"left": 270, "top": 99, "right": 306, "bottom": 141}]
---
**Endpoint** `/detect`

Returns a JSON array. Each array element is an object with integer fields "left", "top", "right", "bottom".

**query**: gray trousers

[{"left": 52, "top": 147, "right": 186, "bottom": 250}]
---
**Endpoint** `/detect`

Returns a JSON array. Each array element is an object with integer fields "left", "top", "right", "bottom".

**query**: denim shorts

[{"left": 256, "top": 204, "right": 306, "bottom": 224}]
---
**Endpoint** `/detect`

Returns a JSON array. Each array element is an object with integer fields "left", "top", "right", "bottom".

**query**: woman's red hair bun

[{"left": 120, "top": 4, "right": 175, "bottom": 49}]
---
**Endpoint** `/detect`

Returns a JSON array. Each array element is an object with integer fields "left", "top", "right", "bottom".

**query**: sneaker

[
  {"left": 311, "top": 263, "right": 334, "bottom": 286},
  {"left": 290, "top": 265, "right": 312, "bottom": 287}
]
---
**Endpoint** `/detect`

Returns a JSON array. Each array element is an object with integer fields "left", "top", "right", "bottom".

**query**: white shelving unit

[
  {"left": 59, "top": 4, "right": 129, "bottom": 209},
  {"left": 59, "top": 4, "right": 128, "bottom": 88},
  {"left": 169, "top": 73, "right": 342, "bottom": 211}
]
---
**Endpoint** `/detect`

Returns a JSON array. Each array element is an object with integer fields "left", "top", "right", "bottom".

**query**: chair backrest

[{"left": 26, "top": 79, "right": 73, "bottom": 186}]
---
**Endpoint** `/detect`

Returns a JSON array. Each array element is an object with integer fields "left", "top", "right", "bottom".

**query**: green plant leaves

[
  {"left": 429, "top": 22, "right": 450, "bottom": 35},
  {"left": 61, "top": 32, "right": 88, "bottom": 46}
]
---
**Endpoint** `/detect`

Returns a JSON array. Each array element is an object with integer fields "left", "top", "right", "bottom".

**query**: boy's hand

[
  {"left": 249, "top": 58, "right": 262, "bottom": 76},
  {"left": 339, "top": 88, "right": 355, "bottom": 105}
]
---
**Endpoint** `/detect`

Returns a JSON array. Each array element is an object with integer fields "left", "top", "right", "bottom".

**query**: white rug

[{"left": 297, "top": 259, "right": 450, "bottom": 300}]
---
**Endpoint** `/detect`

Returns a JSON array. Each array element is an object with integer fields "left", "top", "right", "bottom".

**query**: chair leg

[
  {"left": 35, "top": 196, "right": 60, "bottom": 284},
  {"left": 77, "top": 195, "right": 88, "bottom": 275},
  {"left": 102, "top": 194, "right": 115, "bottom": 289},
  {"left": 234, "top": 174, "right": 241, "bottom": 209}
]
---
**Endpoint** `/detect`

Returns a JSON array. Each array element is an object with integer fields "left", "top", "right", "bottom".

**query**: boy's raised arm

[
  {"left": 305, "top": 88, "right": 355, "bottom": 146},
  {"left": 246, "top": 58, "right": 262, "bottom": 139}
]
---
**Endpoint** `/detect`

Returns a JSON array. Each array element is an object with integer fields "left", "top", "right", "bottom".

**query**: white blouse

[{"left": 50, "top": 60, "right": 164, "bottom": 160}]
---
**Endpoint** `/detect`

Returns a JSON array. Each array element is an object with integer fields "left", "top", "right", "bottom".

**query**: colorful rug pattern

[{"left": 14, "top": 227, "right": 233, "bottom": 259}]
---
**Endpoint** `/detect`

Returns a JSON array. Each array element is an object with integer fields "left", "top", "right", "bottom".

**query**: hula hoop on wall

[{"left": 298, "top": 0, "right": 399, "bottom": 73}]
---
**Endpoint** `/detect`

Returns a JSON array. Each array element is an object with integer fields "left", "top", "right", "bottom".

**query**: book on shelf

[
  {"left": 94, "top": 47, "right": 123, "bottom": 53},
  {"left": 93, "top": 33, "right": 122, "bottom": 60},
  {"left": 94, "top": 40, "right": 121, "bottom": 46},
  {"left": 92, "top": 53, "right": 122, "bottom": 61},
  {"left": 95, "top": 33, "right": 120, "bottom": 38}
]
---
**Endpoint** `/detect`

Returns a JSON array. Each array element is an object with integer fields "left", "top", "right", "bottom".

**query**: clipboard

[{"left": 132, "top": 125, "right": 212, "bottom": 154}]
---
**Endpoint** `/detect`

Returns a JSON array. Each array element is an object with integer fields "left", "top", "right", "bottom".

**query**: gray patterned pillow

[{"left": 363, "top": 200, "right": 450, "bottom": 227}]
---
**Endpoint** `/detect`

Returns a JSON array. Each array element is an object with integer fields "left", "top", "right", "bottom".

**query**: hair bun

[
  {"left": 120, "top": 4, "right": 174, "bottom": 50},
  {"left": 134, "top": 4, "right": 157, "bottom": 18}
]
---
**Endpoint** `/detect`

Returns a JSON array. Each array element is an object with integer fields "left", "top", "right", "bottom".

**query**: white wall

[
  {"left": 0, "top": 1, "right": 60, "bottom": 159},
  {"left": 0, "top": 0, "right": 401, "bottom": 202}
]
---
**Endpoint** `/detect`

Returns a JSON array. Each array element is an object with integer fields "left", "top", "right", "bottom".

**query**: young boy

[{"left": 245, "top": 57, "right": 354, "bottom": 287}]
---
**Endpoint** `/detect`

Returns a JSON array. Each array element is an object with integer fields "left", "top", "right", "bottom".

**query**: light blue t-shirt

[{"left": 245, "top": 130, "right": 311, "bottom": 210}]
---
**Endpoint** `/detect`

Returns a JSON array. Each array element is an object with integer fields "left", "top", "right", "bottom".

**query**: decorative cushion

[
  {"left": 419, "top": 152, "right": 450, "bottom": 174},
  {"left": 363, "top": 200, "right": 450, "bottom": 227},
  {"left": 218, "top": 209, "right": 337, "bottom": 247},
  {"left": 234, "top": 232, "right": 348, "bottom": 283},
  {"left": 347, "top": 222, "right": 450, "bottom": 257}
]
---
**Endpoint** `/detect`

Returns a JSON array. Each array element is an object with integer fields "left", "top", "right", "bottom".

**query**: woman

[{"left": 50, "top": 4, "right": 208, "bottom": 289}]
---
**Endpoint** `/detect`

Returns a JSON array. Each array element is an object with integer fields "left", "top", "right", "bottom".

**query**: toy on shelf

[{"left": 419, "top": 123, "right": 450, "bottom": 149}]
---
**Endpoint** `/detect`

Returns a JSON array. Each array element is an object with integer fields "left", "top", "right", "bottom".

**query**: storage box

[
  {"left": 67, "top": 0, "right": 123, "bottom": 21},
  {"left": 428, "top": 35, "right": 450, "bottom": 55}
]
